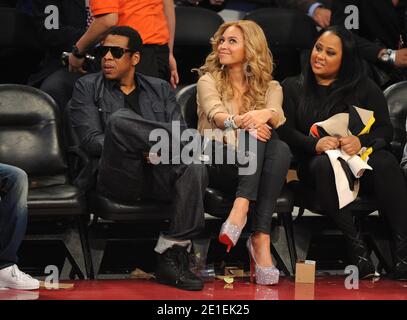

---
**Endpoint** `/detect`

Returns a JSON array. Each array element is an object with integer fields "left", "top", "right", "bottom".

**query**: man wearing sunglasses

[
  {"left": 68, "top": 0, "right": 179, "bottom": 89},
  {"left": 70, "top": 26, "right": 207, "bottom": 291}
]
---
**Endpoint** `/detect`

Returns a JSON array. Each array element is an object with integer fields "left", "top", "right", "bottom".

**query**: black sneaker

[
  {"left": 392, "top": 260, "right": 407, "bottom": 281},
  {"left": 391, "top": 234, "right": 407, "bottom": 281},
  {"left": 156, "top": 245, "right": 204, "bottom": 291}
]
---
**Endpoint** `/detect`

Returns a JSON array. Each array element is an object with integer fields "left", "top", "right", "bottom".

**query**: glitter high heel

[
  {"left": 218, "top": 218, "right": 246, "bottom": 253},
  {"left": 247, "top": 235, "right": 279, "bottom": 285}
]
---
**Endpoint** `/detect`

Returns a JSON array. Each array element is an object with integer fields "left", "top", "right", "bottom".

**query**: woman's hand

[
  {"left": 339, "top": 136, "right": 362, "bottom": 156},
  {"left": 315, "top": 136, "right": 340, "bottom": 154},
  {"left": 248, "top": 124, "right": 272, "bottom": 143},
  {"left": 240, "top": 109, "right": 272, "bottom": 130}
]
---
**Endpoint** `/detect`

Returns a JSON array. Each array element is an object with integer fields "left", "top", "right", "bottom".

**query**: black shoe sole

[
  {"left": 156, "top": 278, "right": 204, "bottom": 291},
  {"left": 360, "top": 272, "right": 378, "bottom": 280}
]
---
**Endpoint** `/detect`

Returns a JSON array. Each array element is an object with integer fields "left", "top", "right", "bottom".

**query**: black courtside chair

[
  {"left": 0, "top": 84, "right": 91, "bottom": 279},
  {"left": 174, "top": 7, "right": 224, "bottom": 86},
  {"left": 0, "top": 7, "right": 43, "bottom": 84},
  {"left": 384, "top": 81, "right": 407, "bottom": 160},
  {"left": 244, "top": 8, "right": 317, "bottom": 82}
]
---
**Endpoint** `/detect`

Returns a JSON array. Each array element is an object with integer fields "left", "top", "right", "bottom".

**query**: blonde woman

[{"left": 196, "top": 20, "right": 291, "bottom": 285}]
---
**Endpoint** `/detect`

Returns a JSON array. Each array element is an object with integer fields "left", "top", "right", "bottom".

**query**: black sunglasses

[{"left": 95, "top": 45, "right": 135, "bottom": 59}]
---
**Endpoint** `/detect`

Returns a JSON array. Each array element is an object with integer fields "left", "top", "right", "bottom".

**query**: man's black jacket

[{"left": 69, "top": 72, "right": 187, "bottom": 190}]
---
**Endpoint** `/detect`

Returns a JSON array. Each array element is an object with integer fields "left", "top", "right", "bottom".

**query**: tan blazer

[{"left": 196, "top": 73, "right": 286, "bottom": 146}]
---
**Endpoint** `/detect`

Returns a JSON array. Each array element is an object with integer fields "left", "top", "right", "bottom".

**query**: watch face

[{"left": 381, "top": 54, "right": 390, "bottom": 62}]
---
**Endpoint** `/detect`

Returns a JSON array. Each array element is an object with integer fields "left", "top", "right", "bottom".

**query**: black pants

[
  {"left": 137, "top": 44, "right": 170, "bottom": 82},
  {"left": 97, "top": 109, "right": 208, "bottom": 240},
  {"left": 298, "top": 150, "right": 407, "bottom": 240},
  {"left": 208, "top": 132, "right": 292, "bottom": 234}
]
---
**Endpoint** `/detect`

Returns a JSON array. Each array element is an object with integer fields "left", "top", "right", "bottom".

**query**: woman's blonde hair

[{"left": 196, "top": 20, "right": 274, "bottom": 113}]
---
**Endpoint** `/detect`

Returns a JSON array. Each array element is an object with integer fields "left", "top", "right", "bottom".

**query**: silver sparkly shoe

[
  {"left": 218, "top": 219, "right": 245, "bottom": 253},
  {"left": 247, "top": 235, "right": 279, "bottom": 285}
]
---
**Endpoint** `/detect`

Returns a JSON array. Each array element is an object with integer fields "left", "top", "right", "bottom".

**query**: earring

[
  {"left": 244, "top": 62, "right": 253, "bottom": 77},
  {"left": 220, "top": 64, "right": 225, "bottom": 71}
]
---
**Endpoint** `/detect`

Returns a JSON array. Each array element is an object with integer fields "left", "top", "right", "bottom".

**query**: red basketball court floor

[{"left": 1, "top": 276, "right": 407, "bottom": 300}]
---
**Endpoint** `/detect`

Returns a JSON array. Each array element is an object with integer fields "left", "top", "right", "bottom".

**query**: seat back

[
  {"left": 0, "top": 8, "right": 43, "bottom": 83},
  {"left": 384, "top": 81, "right": 407, "bottom": 161},
  {"left": 244, "top": 8, "right": 317, "bottom": 81},
  {"left": 0, "top": 0, "right": 17, "bottom": 7},
  {"left": 174, "top": 7, "right": 224, "bottom": 85},
  {"left": 175, "top": 83, "right": 198, "bottom": 129},
  {"left": 0, "top": 84, "right": 68, "bottom": 183}
]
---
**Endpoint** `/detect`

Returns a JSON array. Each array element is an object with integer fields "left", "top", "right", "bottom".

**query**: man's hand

[
  {"left": 312, "top": 7, "right": 331, "bottom": 28},
  {"left": 395, "top": 48, "right": 407, "bottom": 68},
  {"left": 169, "top": 53, "right": 179, "bottom": 89},
  {"left": 68, "top": 53, "right": 87, "bottom": 74},
  {"left": 339, "top": 136, "right": 362, "bottom": 156},
  {"left": 315, "top": 136, "right": 340, "bottom": 154}
]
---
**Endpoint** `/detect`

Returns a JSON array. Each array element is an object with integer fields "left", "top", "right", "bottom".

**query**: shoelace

[{"left": 11, "top": 265, "right": 34, "bottom": 280}]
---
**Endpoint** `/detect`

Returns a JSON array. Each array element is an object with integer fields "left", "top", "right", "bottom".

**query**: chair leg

[
  {"left": 270, "top": 243, "right": 291, "bottom": 276},
  {"left": 280, "top": 212, "right": 298, "bottom": 275},
  {"left": 63, "top": 224, "right": 87, "bottom": 279},
  {"left": 76, "top": 215, "right": 94, "bottom": 279},
  {"left": 89, "top": 237, "right": 107, "bottom": 279}
]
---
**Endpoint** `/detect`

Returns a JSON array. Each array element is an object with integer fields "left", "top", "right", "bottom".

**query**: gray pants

[{"left": 97, "top": 109, "right": 208, "bottom": 241}]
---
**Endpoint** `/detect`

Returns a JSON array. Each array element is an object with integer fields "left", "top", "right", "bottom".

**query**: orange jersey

[{"left": 90, "top": 0, "right": 169, "bottom": 45}]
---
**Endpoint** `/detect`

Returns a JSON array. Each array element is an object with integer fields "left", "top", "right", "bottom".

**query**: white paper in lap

[{"left": 325, "top": 149, "right": 372, "bottom": 209}]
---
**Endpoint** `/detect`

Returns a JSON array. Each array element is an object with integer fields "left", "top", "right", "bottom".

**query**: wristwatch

[
  {"left": 379, "top": 49, "right": 396, "bottom": 65},
  {"left": 71, "top": 45, "right": 86, "bottom": 59},
  {"left": 224, "top": 115, "right": 239, "bottom": 130}
]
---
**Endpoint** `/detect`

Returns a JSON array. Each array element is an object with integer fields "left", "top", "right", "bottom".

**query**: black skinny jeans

[
  {"left": 208, "top": 131, "right": 292, "bottom": 235},
  {"left": 298, "top": 150, "right": 407, "bottom": 241}
]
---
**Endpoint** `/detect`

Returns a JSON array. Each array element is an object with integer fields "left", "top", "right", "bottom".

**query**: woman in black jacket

[{"left": 278, "top": 26, "right": 407, "bottom": 280}]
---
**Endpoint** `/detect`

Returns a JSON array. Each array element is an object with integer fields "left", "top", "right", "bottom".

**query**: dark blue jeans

[{"left": 0, "top": 163, "right": 28, "bottom": 270}]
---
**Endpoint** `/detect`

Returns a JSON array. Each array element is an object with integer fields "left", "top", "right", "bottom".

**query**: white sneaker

[{"left": 0, "top": 265, "right": 40, "bottom": 290}]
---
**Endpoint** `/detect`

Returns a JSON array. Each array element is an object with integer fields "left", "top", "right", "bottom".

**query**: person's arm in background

[
  {"left": 275, "top": 0, "right": 331, "bottom": 28},
  {"left": 331, "top": 0, "right": 407, "bottom": 67},
  {"left": 68, "top": 0, "right": 119, "bottom": 74},
  {"left": 31, "top": 0, "right": 85, "bottom": 50},
  {"left": 163, "top": 0, "right": 179, "bottom": 89},
  {"left": 176, "top": 0, "right": 228, "bottom": 12},
  {"left": 70, "top": 77, "right": 105, "bottom": 157}
]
